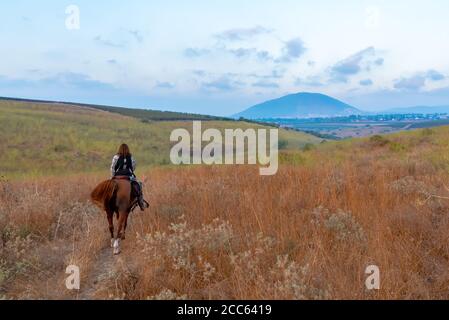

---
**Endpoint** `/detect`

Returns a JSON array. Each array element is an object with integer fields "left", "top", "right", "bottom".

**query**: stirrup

[{"left": 138, "top": 199, "right": 149, "bottom": 211}]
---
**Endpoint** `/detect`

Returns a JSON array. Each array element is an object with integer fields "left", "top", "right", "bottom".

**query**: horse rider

[{"left": 110, "top": 143, "right": 149, "bottom": 211}]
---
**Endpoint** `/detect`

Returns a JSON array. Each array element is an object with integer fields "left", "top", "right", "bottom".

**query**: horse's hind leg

[
  {"left": 113, "top": 211, "right": 127, "bottom": 255},
  {"left": 116, "top": 211, "right": 129, "bottom": 240},
  {"left": 107, "top": 211, "right": 114, "bottom": 248},
  {"left": 122, "top": 212, "right": 130, "bottom": 240}
]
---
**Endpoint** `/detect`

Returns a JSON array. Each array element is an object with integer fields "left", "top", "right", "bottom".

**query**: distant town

[{"left": 256, "top": 113, "right": 449, "bottom": 139}]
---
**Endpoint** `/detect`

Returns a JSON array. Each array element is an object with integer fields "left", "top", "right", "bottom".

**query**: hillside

[
  {"left": 2, "top": 123, "right": 449, "bottom": 299},
  {"left": 235, "top": 92, "right": 362, "bottom": 119},
  {"left": 0, "top": 97, "right": 226, "bottom": 121},
  {"left": 0, "top": 99, "right": 322, "bottom": 178}
]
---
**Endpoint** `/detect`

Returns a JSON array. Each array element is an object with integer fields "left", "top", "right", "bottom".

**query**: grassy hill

[
  {"left": 0, "top": 99, "right": 322, "bottom": 178},
  {"left": 0, "top": 97, "right": 226, "bottom": 121},
  {"left": 280, "top": 125, "right": 449, "bottom": 172},
  {"left": 2, "top": 120, "right": 449, "bottom": 299}
]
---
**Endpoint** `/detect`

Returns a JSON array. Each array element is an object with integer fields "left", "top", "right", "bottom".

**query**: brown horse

[{"left": 90, "top": 178, "right": 138, "bottom": 255}]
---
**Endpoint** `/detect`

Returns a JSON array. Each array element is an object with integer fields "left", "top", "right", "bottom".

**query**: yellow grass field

[
  {"left": 0, "top": 100, "right": 321, "bottom": 179},
  {"left": 2, "top": 118, "right": 449, "bottom": 299}
]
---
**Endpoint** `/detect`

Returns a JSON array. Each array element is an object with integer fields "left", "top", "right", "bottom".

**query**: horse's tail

[{"left": 90, "top": 179, "right": 117, "bottom": 211}]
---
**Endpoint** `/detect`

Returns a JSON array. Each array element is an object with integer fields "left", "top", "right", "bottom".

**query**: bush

[
  {"left": 369, "top": 135, "right": 390, "bottom": 147},
  {"left": 302, "top": 143, "right": 315, "bottom": 151},
  {"left": 421, "top": 128, "right": 434, "bottom": 136},
  {"left": 278, "top": 139, "right": 289, "bottom": 150},
  {"left": 389, "top": 141, "right": 407, "bottom": 153},
  {"left": 324, "top": 210, "right": 366, "bottom": 244}
]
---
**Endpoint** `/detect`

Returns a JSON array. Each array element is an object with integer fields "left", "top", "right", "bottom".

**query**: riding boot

[
  {"left": 138, "top": 193, "right": 149, "bottom": 211},
  {"left": 136, "top": 182, "right": 148, "bottom": 211},
  {"left": 138, "top": 194, "right": 147, "bottom": 211}
]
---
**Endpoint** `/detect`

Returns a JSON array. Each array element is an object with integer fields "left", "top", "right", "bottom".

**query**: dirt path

[
  {"left": 4, "top": 210, "right": 144, "bottom": 299},
  {"left": 69, "top": 212, "right": 143, "bottom": 299},
  {"left": 76, "top": 239, "right": 138, "bottom": 300},
  {"left": 77, "top": 244, "right": 117, "bottom": 300}
]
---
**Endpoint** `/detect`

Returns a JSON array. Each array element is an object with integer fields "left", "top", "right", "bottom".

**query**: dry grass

[
  {"left": 0, "top": 100, "right": 321, "bottom": 178},
  {"left": 1, "top": 128, "right": 449, "bottom": 300}
]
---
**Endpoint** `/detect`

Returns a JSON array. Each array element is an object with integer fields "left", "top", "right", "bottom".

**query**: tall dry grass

[{"left": 1, "top": 142, "right": 449, "bottom": 299}]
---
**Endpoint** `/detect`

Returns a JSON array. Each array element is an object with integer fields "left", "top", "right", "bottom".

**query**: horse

[{"left": 90, "top": 177, "right": 139, "bottom": 255}]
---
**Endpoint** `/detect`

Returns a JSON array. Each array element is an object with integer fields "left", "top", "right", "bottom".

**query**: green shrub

[
  {"left": 369, "top": 135, "right": 390, "bottom": 147},
  {"left": 389, "top": 141, "right": 407, "bottom": 153},
  {"left": 421, "top": 128, "right": 434, "bottom": 136},
  {"left": 302, "top": 143, "right": 315, "bottom": 151},
  {"left": 278, "top": 139, "right": 289, "bottom": 150}
]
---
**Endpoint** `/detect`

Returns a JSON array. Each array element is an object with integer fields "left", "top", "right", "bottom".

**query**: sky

[{"left": 1, "top": 0, "right": 449, "bottom": 115}]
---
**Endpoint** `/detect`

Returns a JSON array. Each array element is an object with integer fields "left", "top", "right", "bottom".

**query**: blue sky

[{"left": 1, "top": 0, "right": 449, "bottom": 115}]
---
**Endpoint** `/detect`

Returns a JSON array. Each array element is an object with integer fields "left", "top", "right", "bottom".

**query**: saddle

[
  {"left": 112, "top": 176, "right": 149, "bottom": 212},
  {"left": 113, "top": 176, "right": 131, "bottom": 181},
  {"left": 112, "top": 175, "right": 138, "bottom": 198}
]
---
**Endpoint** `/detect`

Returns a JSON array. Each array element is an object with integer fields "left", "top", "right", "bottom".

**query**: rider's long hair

[{"left": 117, "top": 144, "right": 131, "bottom": 157}]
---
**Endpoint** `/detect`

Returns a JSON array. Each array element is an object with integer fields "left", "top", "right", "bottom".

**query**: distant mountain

[
  {"left": 234, "top": 92, "right": 362, "bottom": 119},
  {"left": 380, "top": 106, "right": 449, "bottom": 114}
]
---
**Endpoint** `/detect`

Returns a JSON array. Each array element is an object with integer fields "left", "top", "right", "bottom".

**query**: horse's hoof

[{"left": 112, "top": 239, "right": 121, "bottom": 255}]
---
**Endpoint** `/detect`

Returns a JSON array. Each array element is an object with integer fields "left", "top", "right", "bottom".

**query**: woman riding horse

[
  {"left": 110, "top": 144, "right": 148, "bottom": 211},
  {"left": 90, "top": 144, "right": 148, "bottom": 254}
]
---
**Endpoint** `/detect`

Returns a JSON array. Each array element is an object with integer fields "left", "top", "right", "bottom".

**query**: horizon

[
  {"left": 3, "top": 92, "right": 449, "bottom": 117},
  {"left": 1, "top": 1, "right": 449, "bottom": 116}
]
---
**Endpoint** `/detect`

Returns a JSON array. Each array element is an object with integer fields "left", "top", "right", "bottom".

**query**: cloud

[
  {"left": 155, "top": 81, "right": 175, "bottom": 89},
  {"left": 228, "top": 48, "right": 274, "bottom": 61},
  {"left": 94, "top": 29, "right": 144, "bottom": 48},
  {"left": 277, "top": 38, "right": 307, "bottom": 63},
  {"left": 202, "top": 76, "right": 244, "bottom": 91},
  {"left": 427, "top": 69, "right": 445, "bottom": 81},
  {"left": 94, "top": 35, "right": 127, "bottom": 48},
  {"left": 332, "top": 47, "right": 375, "bottom": 76},
  {"left": 215, "top": 26, "right": 272, "bottom": 41},
  {"left": 249, "top": 69, "right": 285, "bottom": 80},
  {"left": 0, "top": 72, "right": 119, "bottom": 102},
  {"left": 330, "top": 47, "right": 382, "bottom": 82},
  {"left": 185, "top": 45, "right": 274, "bottom": 62},
  {"left": 359, "top": 79, "right": 373, "bottom": 86},
  {"left": 184, "top": 47, "right": 211, "bottom": 58},
  {"left": 285, "top": 38, "right": 306, "bottom": 58},
  {"left": 256, "top": 51, "right": 273, "bottom": 61},
  {"left": 185, "top": 29, "right": 305, "bottom": 65},
  {"left": 374, "top": 58, "right": 384, "bottom": 66},
  {"left": 127, "top": 30, "right": 143, "bottom": 43},
  {"left": 345, "top": 86, "right": 449, "bottom": 110},
  {"left": 42, "top": 72, "right": 117, "bottom": 91},
  {"left": 295, "top": 76, "right": 325, "bottom": 87},
  {"left": 229, "top": 47, "right": 254, "bottom": 58},
  {"left": 107, "top": 59, "right": 118, "bottom": 65},
  {"left": 192, "top": 70, "right": 207, "bottom": 77},
  {"left": 252, "top": 80, "right": 279, "bottom": 88},
  {"left": 394, "top": 75, "right": 427, "bottom": 91},
  {"left": 393, "top": 69, "right": 446, "bottom": 91},
  {"left": 0, "top": 75, "right": 35, "bottom": 89}
]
